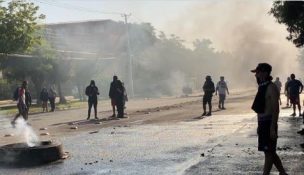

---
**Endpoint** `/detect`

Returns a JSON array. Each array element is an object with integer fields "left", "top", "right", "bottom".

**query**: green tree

[
  {"left": 1, "top": 40, "right": 54, "bottom": 102},
  {"left": 0, "top": 0, "right": 45, "bottom": 54},
  {"left": 270, "top": 1, "right": 304, "bottom": 47}
]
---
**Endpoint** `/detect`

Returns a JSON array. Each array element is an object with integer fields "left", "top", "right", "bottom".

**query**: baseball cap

[{"left": 251, "top": 63, "right": 272, "bottom": 73}]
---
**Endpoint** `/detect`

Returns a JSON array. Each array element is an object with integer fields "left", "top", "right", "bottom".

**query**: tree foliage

[
  {"left": 0, "top": 0, "right": 45, "bottom": 54},
  {"left": 270, "top": 1, "right": 304, "bottom": 47}
]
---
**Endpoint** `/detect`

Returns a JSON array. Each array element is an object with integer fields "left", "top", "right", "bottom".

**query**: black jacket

[
  {"left": 85, "top": 85, "right": 99, "bottom": 102},
  {"left": 203, "top": 80, "right": 215, "bottom": 96},
  {"left": 109, "top": 80, "right": 124, "bottom": 100}
]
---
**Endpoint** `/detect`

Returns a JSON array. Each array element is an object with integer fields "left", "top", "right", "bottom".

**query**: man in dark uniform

[
  {"left": 251, "top": 63, "right": 287, "bottom": 175},
  {"left": 202, "top": 75, "right": 215, "bottom": 116},
  {"left": 85, "top": 80, "right": 100, "bottom": 120}
]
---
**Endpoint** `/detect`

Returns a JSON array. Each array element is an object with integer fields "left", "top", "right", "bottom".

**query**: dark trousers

[
  {"left": 88, "top": 101, "right": 97, "bottom": 118},
  {"left": 49, "top": 97, "right": 55, "bottom": 111},
  {"left": 116, "top": 99, "right": 124, "bottom": 118},
  {"left": 203, "top": 95, "right": 212, "bottom": 113}
]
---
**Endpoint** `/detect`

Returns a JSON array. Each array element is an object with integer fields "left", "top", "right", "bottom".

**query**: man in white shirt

[
  {"left": 11, "top": 81, "right": 28, "bottom": 126},
  {"left": 216, "top": 76, "right": 229, "bottom": 109}
]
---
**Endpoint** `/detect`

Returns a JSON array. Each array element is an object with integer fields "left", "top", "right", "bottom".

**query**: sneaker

[
  {"left": 202, "top": 112, "right": 206, "bottom": 116},
  {"left": 95, "top": 117, "right": 99, "bottom": 120},
  {"left": 290, "top": 113, "right": 296, "bottom": 117},
  {"left": 86, "top": 117, "right": 90, "bottom": 120},
  {"left": 222, "top": 107, "right": 226, "bottom": 110},
  {"left": 206, "top": 112, "right": 212, "bottom": 116}
]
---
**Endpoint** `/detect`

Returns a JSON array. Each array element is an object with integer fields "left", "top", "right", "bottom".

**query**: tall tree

[
  {"left": 0, "top": 0, "right": 45, "bottom": 54},
  {"left": 270, "top": 1, "right": 304, "bottom": 47}
]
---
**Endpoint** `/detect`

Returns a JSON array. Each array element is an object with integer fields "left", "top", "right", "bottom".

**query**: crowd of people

[
  {"left": 11, "top": 75, "right": 128, "bottom": 125},
  {"left": 201, "top": 63, "right": 303, "bottom": 174},
  {"left": 9, "top": 65, "right": 304, "bottom": 174}
]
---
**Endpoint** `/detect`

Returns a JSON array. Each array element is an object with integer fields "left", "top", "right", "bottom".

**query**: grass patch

[{"left": 1, "top": 100, "right": 87, "bottom": 116}]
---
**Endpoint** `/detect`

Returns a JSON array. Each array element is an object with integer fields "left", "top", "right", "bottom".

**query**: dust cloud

[{"left": 164, "top": 0, "right": 299, "bottom": 87}]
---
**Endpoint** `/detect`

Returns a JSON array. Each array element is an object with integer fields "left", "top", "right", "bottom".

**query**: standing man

[
  {"left": 215, "top": 76, "right": 229, "bottom": 109},
  {"left": 40, "top": 88, "right": 49, "bottom": 112},
  {"left": 109, "top": 76, "right": 125, "bottom": 118},
  {"left": 85, "top": 80, "right": 100, "bottom": 120},
  {"left": 109, "top": 76, "right": 118, "bottom": 118},
  {"left": 115, "top": 81, "right": 125, "bottom": 118},
  {"left": 251, "top": 63, "right": 287, "bottom": 175},
  {"left": 274, "top": 77, "right": 282, "bottom": 105},
  {"left": 287, "top": 74, "right": 303, "bottom": 117},
  {"left": 284, "top": 77, "right": 291, "bottom": 107},
  {"left": 48, "top": 86, "right": 57, "bottom": 112},
  {"left": 11, "top": 81, "right": 29, "bottom": 125},
  {"left": 121, "top": 82, "right": 128, "bottom": 110},
  {"left": 202, "top": 75, "right": 215, "bottom": 116}
]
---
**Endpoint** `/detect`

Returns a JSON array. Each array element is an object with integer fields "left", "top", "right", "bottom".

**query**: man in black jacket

[
  {"left": 85, "top": 80, "right": 100, "bottom": 120},
  {"left": 202, "top": 75, "right": 215, "bottom": 116},
  {"left": 109, "top": 76, "right": 125, "bottom": 118}
]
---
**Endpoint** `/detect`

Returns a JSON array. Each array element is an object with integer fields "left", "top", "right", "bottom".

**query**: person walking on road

[
  {"left": 202, "top": 75, "right": 215, "bottom": 116},
  {"left": 287, "top": 74, "right": 303, "bottom": 117},
  {"left": 274, "top": 77, "right": 282, "bottom": 105},
  {"left": 251, "top": 63, "right": 288, "bottom": 175},
  {"left": 216, "top": 76, "right": 229, "bottom": 109},
  {"left": 85, "top": 80, "right": 100, "bottom": 120},
  {"left": 11, "top": 81, "right": 30, "bottom": 125}
]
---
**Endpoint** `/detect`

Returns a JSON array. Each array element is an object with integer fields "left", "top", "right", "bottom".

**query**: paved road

[
  {"left": 0, "top": 93, "right": 303, "bottom": 175},
  {"left": 1, "top": 114, "right": 302, "bottom": 175}
]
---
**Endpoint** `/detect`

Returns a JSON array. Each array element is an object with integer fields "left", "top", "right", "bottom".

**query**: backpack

[
  {"left": 85, "top": 86, "right": 91, "bottom": 96},
  {"left": 13, "top": 87, "right": 19, "bottom": 101}
]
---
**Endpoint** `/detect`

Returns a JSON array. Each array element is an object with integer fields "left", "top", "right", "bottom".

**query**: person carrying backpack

[{"left": 11, "top": 81, "right": 29, "bottom": 126}]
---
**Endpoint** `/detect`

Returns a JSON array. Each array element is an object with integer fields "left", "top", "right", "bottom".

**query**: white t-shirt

[
  {"left": 18, "top": 87, "right": 26, "bottom": 105},
  {"left": 216, "top": 81, "right": 228, "bottom": 95}
]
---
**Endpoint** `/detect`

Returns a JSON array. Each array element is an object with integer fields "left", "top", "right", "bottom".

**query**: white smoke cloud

[
  {"left": 164, "top": 0, "right": 300, "bottom": 84},
  {"left": 14, "top": 118, "right": 39, "bottom": 147}
]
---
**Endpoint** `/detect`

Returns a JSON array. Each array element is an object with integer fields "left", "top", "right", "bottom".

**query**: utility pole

[{"left": 122, "top": 13, "right": 134, "bottom": 98}]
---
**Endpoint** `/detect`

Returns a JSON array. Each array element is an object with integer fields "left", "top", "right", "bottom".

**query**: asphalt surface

[{"left": 0, "top": 94, "right": 303, "bottom": 175}]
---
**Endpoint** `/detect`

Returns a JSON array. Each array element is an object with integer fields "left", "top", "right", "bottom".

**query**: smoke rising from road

[{"left": 14, "top": 118, "right": 39, "bottom": 147}]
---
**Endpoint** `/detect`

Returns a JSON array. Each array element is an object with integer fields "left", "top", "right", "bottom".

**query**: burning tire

[{"left": 0, "top": 141, "right": 64, "bottom": 167}]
